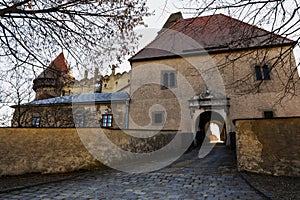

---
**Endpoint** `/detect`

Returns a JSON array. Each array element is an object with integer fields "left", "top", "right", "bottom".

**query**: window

[
  {"left": 255, "top": 65, "right": 271, "bottom": 80},
  {"left": 161, "top": 71, "right": 177, "bottom": 89},
  {"left": 74, "top": 116, "right": 85, "bottom": 127},
  {"left": 169, "top": 72, "right": 176, "bottom": 87},
  {"left": 32, "top": 117, "right": 41, "bottom": 127},
  {"left": 264, "top": 111, "right": 274, "bottom": 119},
  {"left": 152, "top": 111, "right": 165, "bottom": 125},
  {"left": 102, "top": 114, "right": 113, "bottom": 127}
]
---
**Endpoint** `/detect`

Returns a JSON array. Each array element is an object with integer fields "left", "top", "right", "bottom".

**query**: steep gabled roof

[{"left": 130, "top": 14, "right": 296, "bottom": 61}]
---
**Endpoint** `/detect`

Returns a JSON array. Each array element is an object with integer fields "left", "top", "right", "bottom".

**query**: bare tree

[
  {"left": 0, "top": 0, "right": 149, "bottom": 72},
  {"left": 174, "top": 0, "right": 300, "bottom": 98},
  {"left": 0, "top": 67, "right": 34, "bottom": 126},
  {"left": 178, "top": 0, "right": 299, "bottom": 41}
]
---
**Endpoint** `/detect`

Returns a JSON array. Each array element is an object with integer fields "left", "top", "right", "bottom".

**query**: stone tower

[{"left": 33, "top": 53, "right": 74, "bottom": 100}]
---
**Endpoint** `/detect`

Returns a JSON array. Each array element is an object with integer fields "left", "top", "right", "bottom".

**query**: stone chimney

[
  {"left": 94, "top": 68, "right": 99, "bottom": 79},
  {"left": 84, "top": 70, "right": 88, "bottom": 79},
  {"left": 158, "top": 12, "right": 183, "bottom": 35},
  {"left": 111, "top": 65, "right": 116, "bottom": 76}
]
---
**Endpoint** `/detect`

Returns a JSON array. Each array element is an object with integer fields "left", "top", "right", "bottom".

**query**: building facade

[
  {"left": 12, "top": 54, "right": 130, "bottom": 128},
  {"left": 128, "top": 13, "right": 300, "bottom": 145},
  {"left": 12, "top": 92, "right": 130, "bottom": 128}
]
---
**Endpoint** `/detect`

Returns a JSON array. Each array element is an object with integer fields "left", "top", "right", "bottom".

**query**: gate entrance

[
  {"left": 196, "top": 111, "right": 226, "bottom": 146},
  {"left": 189, "top": 89, "right": 231, "bottom": 147}
]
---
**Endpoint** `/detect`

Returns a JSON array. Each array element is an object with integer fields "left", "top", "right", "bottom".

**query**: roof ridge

[{"left": 182, "top": 13, "right": 223, "bottom": 22}]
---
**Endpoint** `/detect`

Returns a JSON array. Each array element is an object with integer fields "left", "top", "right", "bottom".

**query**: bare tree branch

[{"left": 0, "top": 0, "right": 149, "bottom": 72}]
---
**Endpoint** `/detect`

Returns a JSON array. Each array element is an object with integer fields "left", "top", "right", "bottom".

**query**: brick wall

[{"left": 236, "top": 118, "right": 300, "bottom": 176}]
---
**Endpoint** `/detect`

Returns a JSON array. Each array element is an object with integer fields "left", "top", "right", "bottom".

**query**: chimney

[
  {"left": 94, "top": 68, "right": 99, "bottom": 80},
  {"left": 111, "top": 64, "right": 117, "bottom": 76},
  {"left": 158, "top": 12, "right": 183, "bottom": 35},
  {"left": 84, "top": 70, "right": 88, "bottom": 79}
]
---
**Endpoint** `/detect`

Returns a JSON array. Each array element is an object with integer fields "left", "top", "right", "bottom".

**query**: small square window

[
  {"left": 263, "top": 111, "right": 274, "bottom": 118},
  {"left": 102, "top": 114, "right": 113, "bottom": 127},
  {"left": 255, "top": 65, "right": 271, "bottom": 80},
  {"left": 152, "top": 111, "right": 165, "bottom": 125},
  {"left": 32, "top": 117, "right": 41, "bottom": 127}
]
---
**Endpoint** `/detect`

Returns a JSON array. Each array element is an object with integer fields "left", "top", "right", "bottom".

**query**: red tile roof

[
  {"left": 36, "top": 53, "right": 73, "bottom": 79},
  {"left": 50, "top": 52, "right": 70, "bottom": 73},
  {"left": 130, "top": 14, "right": 295, "bottom": 61}
]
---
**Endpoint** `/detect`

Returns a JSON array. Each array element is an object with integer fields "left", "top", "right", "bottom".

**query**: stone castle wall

[
  {"left": 0, "top": 128, "right": 181, "bottom": 176},
  {"left": 235, "top": 118, "right": 300, "bottom": 176},
  {"left": 0, "top": 128, "right": 97, "bottom": 176},
  {"left": 72, "top": 71, "right": 130, "bottom": 94}
]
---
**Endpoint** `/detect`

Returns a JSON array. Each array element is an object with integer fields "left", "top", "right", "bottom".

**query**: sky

[{"left": 116, "top": 0, "right": 188, "bottom": 73}]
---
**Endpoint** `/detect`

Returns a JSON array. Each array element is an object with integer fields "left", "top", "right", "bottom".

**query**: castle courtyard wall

[
  {"left": 235, "top": 118, "right": 300, "bottom": 176},
  {"left": 0, "top": 128, "right": 180, "bottom": 176}
]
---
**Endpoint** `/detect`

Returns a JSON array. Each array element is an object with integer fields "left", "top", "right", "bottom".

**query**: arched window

[{"left": 161, "top": 71, "right": 177, "bottom": 89}]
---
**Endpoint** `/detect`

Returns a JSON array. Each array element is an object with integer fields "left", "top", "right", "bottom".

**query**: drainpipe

[{"left": 125, "top": 98, "right": 130, "bottom": 129}]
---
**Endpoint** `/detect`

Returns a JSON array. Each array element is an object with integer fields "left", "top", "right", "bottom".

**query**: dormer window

[{"left": 255, "top": 65, "right": 271, "bottom": 80}]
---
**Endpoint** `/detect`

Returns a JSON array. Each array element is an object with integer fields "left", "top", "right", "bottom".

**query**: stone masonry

[{"left": 236, "top": 118, "right": 300, "bottom": 176}]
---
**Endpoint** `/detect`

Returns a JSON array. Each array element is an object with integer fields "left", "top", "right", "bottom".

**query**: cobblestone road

[{"left": 0, "top": 145, "right": 265, "bottom": 200}]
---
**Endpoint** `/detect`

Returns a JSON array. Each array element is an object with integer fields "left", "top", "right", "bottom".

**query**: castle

[
  {"left": 11, "top": 13, "right": 300, "bottom": 147},
  {"left": 12, "top": 53, "right": 130, "bottom": 128}
]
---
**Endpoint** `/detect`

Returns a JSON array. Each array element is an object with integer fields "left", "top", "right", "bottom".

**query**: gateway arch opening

[{"left": 196, "top": 111, "right": 226, "bottom": 146}]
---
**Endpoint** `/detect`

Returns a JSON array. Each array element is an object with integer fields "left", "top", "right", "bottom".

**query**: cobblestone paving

[{"left": 0, "top": 145, "right": 265, "bottom": 200}]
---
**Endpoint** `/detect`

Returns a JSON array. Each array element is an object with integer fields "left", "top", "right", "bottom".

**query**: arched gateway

[{"left": 189, "top": 89, "right": 232, "bottom": 147}]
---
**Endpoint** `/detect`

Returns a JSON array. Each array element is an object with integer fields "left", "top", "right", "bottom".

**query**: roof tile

[{"left": 130, "top": 14, "right": 295, "bottom": 61}]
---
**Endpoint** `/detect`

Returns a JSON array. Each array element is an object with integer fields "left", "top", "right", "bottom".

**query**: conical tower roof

[
  {"left": 36, "top": 53, "right": 73, "bottom": 79},
  {"left": 33, "top": 53, "right": 75, "bottom": 100}
]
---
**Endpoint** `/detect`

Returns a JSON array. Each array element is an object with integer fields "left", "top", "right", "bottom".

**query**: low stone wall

[
  {"left": 0, "top": 128, "right": 97, "bottom": 176},
  {"left": 0, "top": 128, "right": 182, "bottom": 176},
  {"left": 235, "top": 118, "right": 300, "bottom": 176}
]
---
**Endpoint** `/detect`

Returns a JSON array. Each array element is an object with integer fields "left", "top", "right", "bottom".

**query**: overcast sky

[{"left": 117, "top": 0, "right": 190, "bottom": 73}]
